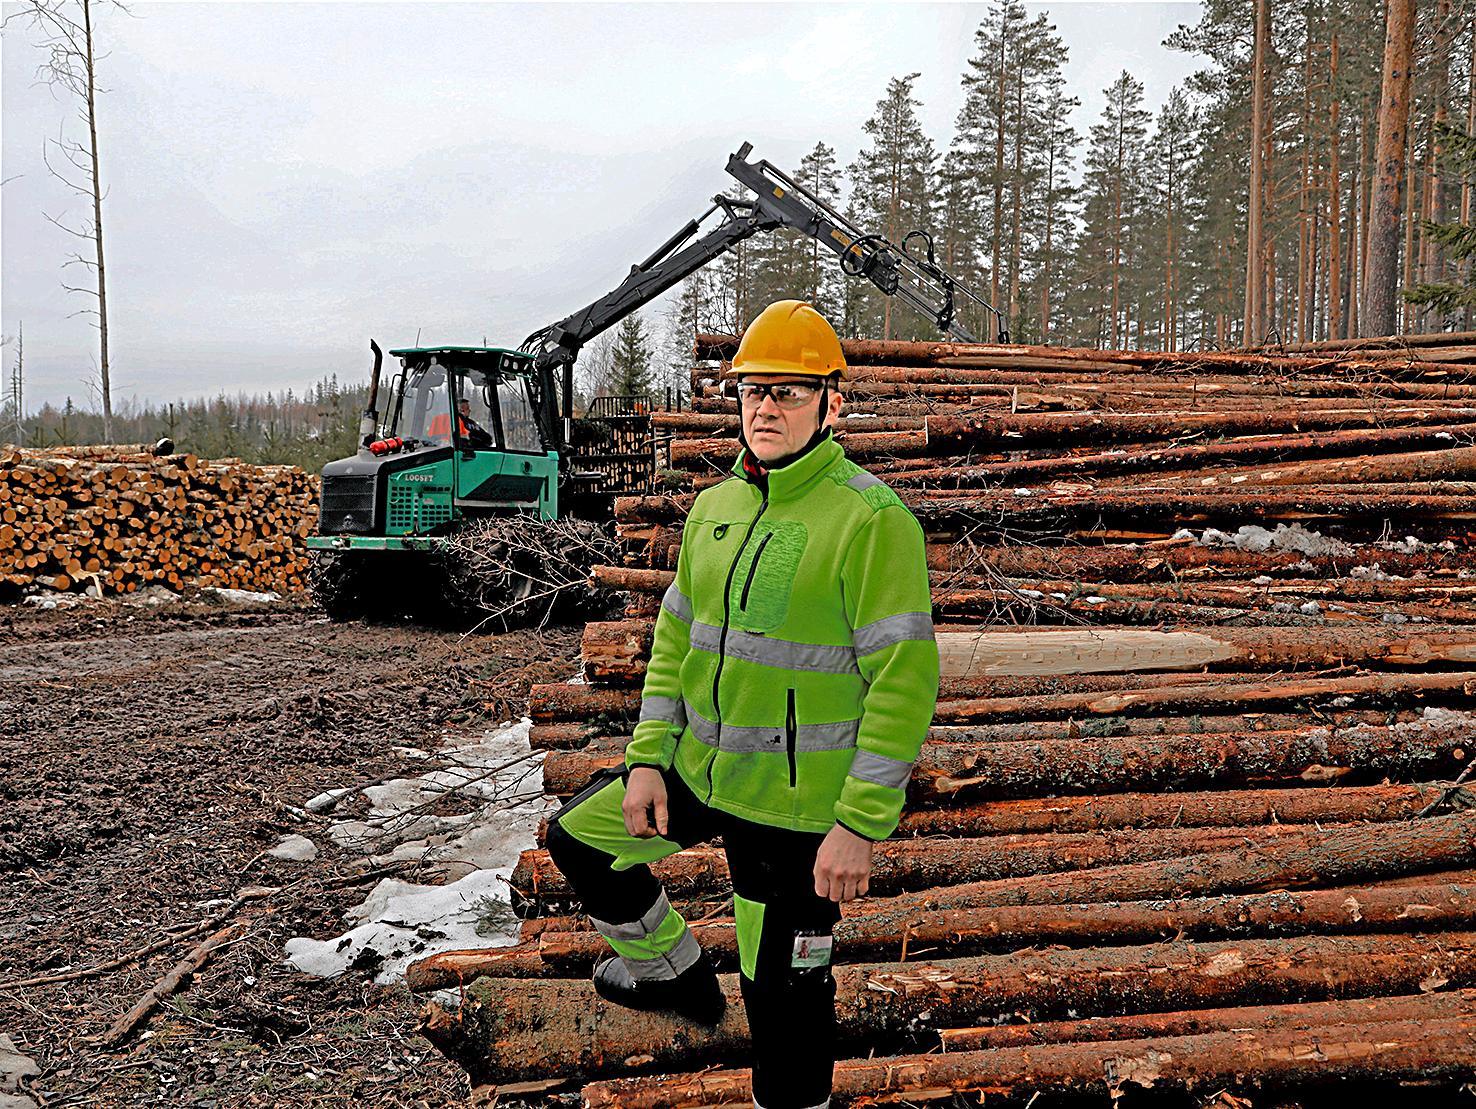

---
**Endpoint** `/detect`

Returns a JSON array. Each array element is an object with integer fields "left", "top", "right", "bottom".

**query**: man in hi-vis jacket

[{"left": 547, "top": 300, "right": 939, "bottom": 1109}]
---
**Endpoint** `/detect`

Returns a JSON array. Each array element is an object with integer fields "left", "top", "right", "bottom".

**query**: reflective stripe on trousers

[{"left": 587, "top": 889, "right": 702, "bottom": 981}]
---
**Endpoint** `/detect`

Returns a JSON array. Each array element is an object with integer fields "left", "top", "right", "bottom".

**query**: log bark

[
  {"left": 879, "top": 421, "right": 1476, "bottom": 489},
  {"left": 535, "top": 878, "right": 1476, "bottom": 973},
  {"left": 933, "top": 672, "right": 1476, "bottom": 723},
  {"left": 915, "top": 716, "right": 1474, "bottom": 798},
  {"left": 578, "top": 1012, "right": 1476, "bottom": 1106},
  {"left": 423, "top": 930, "right": 1476, "bottom": 1083},
  {"left": 694, "top": 330, "right": 1476, "bottom": 369},
  {"left": 619, "top": 485, "right": 1476, "bottom": 528},
  {"left": 595, "top": 564, "right": 1476, "bottom": 612},
  {"left": 529, "top": 684, "right": 638, "bottom": 723},
  {"left": 408, "top": 877, "right": 1476, "bottom": 989},
  {"left": 585, "top": 619, "right": 1476, "bottom": 681},
  {"left": 916, "top": 541, "right": 1475, "bottom": 583},
  {"left": 850, "top": 809, "right": 1476, "bottom": 920},
  {"left": 540, "top": 715, "right": 1470, "bottom": 799},
  {"left": 1151, "top": 444, "right": 1476, "bottom": 487},
  {"left": 669, "top": 408, "right": 1476, "bottom": 465},
  {"left": 510, "top": 822, "right": 1349, "bottom": 903},
  {"left": 935, "top": 986, "right": 1476, "bottom": 1052},
  {"left": 896, "top": 781, "right": 1448, "bottom": 837},
  {"left": 836, "top": 878, "right": 1476, "bottom": 965},
  {"left": 404, "top": 945, "right": 550, "bottom": 989}
]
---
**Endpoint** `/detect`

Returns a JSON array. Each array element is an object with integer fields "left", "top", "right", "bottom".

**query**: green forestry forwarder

[{"left": 306, "top": 142, "right": 1001, "bottom": 624}]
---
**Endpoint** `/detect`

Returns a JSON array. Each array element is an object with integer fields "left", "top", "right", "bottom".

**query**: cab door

[{"left": 453, "top": 374, "right": 559, "bottom": 518}]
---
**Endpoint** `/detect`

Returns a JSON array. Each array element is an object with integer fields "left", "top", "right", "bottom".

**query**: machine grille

[
  {"left": 387, "top": 484, "right": 453, "bottom": 531},
  {"left": 318, "top": 474, "right": 376, "bottom": 534}
]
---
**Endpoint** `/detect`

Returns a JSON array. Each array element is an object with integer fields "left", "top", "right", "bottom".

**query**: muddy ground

[{"left": 0, "top": 597, "right": 580, "bottom": 1108}]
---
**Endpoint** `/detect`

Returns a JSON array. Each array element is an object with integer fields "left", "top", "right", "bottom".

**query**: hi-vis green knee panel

[
  {"left": 733, "top": 893, "right": 765, "bottom": 980},
  {"left": 555, "top": 774, "right": 684, "bottom": 872},
  {"left": 604, "top": 906, "right": 689, "bottom": 963}
]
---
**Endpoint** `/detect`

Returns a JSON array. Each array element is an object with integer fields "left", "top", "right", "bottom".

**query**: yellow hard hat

[{"left": 720, "top": 300, "right": 847, "bottom": 381}]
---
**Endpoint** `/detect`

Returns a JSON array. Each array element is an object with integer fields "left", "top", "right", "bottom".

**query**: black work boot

[{"left": 591, "top": 949, "right": 727, "bottom": 1026}]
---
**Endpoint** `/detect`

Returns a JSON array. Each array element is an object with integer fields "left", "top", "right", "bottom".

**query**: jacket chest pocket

[
  {"left": 687, "top": 517, "right": 748, "bottom": 607},
  {"left": 729, "top": 520, "right": 808, "bottom": 633}
]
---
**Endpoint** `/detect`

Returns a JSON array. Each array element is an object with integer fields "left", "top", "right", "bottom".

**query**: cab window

[{"left": 498, "top": 377, "right": 543, "bottom": 453}]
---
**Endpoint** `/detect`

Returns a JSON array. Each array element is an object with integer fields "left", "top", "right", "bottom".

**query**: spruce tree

[
  {"left": 1404, "top": 122, "right": 1476, "bottom": 320},
  {"left": 1069, "top": 71, "right": 1151, "bottom": 347},
  {"left": 609, "top": 313, "right": 654, "bottom": 397}
]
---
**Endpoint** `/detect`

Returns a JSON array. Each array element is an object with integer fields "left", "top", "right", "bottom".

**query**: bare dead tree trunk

[
  {"left": 1163, "top": 164, "right": 1175, "bottom": 352},
  {"left": 12, "top": 0, "right": 115, "bottom": 442},
  {"left": 1365, "top": 0, "right": 1417, "bottom": 336},
  {"left": 81, "top": 0, "right": 110, "bottom": 442}
]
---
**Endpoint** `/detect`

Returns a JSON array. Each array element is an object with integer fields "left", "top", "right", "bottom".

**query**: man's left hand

[{"left": 814, "top": 824, "right": 874, "bottom": 903}]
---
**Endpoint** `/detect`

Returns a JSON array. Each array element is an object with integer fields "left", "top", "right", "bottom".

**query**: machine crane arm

[{"left": 523, "top": 142, "right": 1003, "bottom": 447}]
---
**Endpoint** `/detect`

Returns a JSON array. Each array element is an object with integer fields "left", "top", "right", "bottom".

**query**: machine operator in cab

[{"left": 546, "top": 300, "right": 939, "bottom": 1108}]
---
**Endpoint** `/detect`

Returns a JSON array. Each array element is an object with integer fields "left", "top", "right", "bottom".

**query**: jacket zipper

[
  {"left": 707, "top": 491, "right": 770, "bottom": 804},
  {"left": 739, "top": 531, "right": 774, "bottom": 611},
  {"left": 785, "top": 687, "right": 797, "bottom": 787}
]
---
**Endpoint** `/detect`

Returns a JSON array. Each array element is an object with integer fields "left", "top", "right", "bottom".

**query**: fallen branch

[{"left": 95, "top": 925, "right": 243, "bottom": 1048}]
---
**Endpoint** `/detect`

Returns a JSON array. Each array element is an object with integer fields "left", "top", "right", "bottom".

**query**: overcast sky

[{"left": 2, "top": 1, "right": 1202, "bottom": 411}]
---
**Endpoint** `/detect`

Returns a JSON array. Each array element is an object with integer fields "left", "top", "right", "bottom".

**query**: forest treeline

[
  {"left": 673, "top": 0, "right": 1476, "bottom": 352},
  {"left": 11, "top": 1, "right": 1474, "bottom": 462},
  {"left": 14, "top": 379, "right": 371, "bottom": 473}
]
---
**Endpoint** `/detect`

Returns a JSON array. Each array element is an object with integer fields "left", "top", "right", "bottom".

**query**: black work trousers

[{"left": 546, "top": 765, "right": 841, "bottom": 1109}]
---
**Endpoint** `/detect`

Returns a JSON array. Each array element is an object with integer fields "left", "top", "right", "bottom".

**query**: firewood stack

[
  {"left": 0, "top": 445, "right": 318, "bottom": 597},
  {"left": 417, "top": 333, "right": 1476, "bottom": 1103}
]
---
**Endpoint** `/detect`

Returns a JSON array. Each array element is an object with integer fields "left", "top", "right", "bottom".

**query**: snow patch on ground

[
  {"left": 202, "top": 587, "right": 281, "bottom": 604},
  {"left": 285, "top": 718, "right": 555, "bottom": 985},
  {"left": 0, "top": 1033, "right": 40, "bottom": 1109},
  {"left": 267, "top": 834, "right": 318, "bottom": 862}
]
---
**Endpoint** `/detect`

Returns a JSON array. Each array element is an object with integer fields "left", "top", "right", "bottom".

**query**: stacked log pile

[
  {"left": 0, "top": 445, "right": 318, "bottom": 597},
  {"left": 417, "top": 333, "right": 1476, "bottom": 1104}
]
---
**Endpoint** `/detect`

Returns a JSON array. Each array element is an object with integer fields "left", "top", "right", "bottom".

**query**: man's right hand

[{"left": 623, "top": 767, "right": 670, "bottom": 838}]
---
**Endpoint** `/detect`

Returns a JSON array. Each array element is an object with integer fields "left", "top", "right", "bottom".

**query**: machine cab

[{"left": 386, "top": 346, "right": 560, "bottom": 521}]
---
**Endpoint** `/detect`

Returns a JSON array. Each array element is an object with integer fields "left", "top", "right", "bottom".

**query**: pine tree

[
  {"left": 950, "top": 3, "right": 1075, "bottom": 342},
  {"left": 796, "top": 141, "right": 844, "bottom": 317},
  {"left": 846, "top": 74, "right": 937, "bottom": 339},
  {"left": 1034, "top": 80, "right": 1080, "bottom": 343},
  {"left": 1070, "top": 71, "right": 1151, "bottom": 347},
  {"left": 741, "top": 142, "right": 844, "bottom": 318},
  {"left": 609, "top": 313, "right": 654, "bottom": 397},
  {"left": 1151, "top": 87, "right": 1199, "bottom": 350}
]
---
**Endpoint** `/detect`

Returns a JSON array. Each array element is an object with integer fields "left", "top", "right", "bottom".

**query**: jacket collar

[{"left": 732, "top": 431, "right": 843, "bottom": 503}]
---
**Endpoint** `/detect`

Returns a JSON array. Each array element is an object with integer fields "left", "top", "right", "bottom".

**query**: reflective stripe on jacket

[{"left": 624, "top": 433, "right": 940, "bottom": 840}]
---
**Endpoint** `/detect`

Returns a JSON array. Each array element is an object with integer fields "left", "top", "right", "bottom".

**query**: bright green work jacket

[{"left": 624, "top": 432, "right": 940, "bottom": 841}]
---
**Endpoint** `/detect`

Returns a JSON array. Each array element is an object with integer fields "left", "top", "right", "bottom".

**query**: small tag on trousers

[{"left": 791, "top": 933, "right": 833, "bottom": 968}]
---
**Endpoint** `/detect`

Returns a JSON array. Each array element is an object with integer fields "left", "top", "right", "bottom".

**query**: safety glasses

[{"left": 726, "top": 380, "right": 821, "bottom": 409}]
